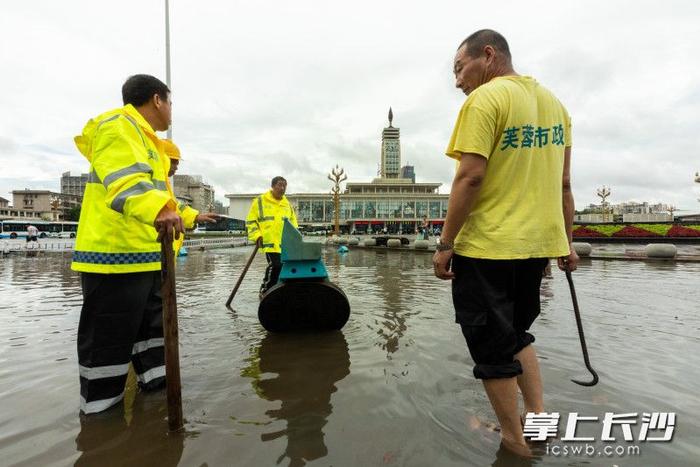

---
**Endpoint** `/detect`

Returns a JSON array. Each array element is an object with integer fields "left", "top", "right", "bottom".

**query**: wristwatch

[{"left": 435, "top": 237, "right": 454, "bottom": 251}]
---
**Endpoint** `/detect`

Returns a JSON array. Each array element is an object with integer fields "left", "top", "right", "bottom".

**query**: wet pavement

[{"left": 1, "top": 248, "right": 699, "bottom": 466}]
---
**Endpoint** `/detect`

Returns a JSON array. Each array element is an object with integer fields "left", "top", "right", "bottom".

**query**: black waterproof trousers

[{"left": 77, "top": 271, "right": 165, "bottom": 414}]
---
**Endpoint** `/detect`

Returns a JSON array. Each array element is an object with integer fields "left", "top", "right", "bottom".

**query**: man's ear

[
  {"left": 153, "top": 93, "right": 162, "bottom": 108},
  {"left": 483, "top": 45, "right": 496, "bottom": 63}
]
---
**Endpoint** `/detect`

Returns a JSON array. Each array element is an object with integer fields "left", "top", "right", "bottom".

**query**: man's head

[
  {"left": 122, "top": 74, "right": 172, "bottom": 132},
  {"left": 270, "top": 176, "right": 287, "bottom": 199},
  {"left": 162, "top": 139, "right": 181, "bottom": 177},
  {"left": 454, "top": 29, "right": 513, "bottom": 95}
]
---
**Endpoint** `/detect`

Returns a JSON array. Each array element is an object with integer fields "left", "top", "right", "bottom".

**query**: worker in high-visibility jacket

[
  {"left": 72, "top": 74, "right": 184, "bottom": 415},
  {"left": 246, "top": 176, "right": 298, "bottom": 296},
  {"left": 161, "top": 139, "right": 218, "bottom": 255}
]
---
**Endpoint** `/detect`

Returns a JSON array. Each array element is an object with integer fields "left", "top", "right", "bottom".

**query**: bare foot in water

[{"left": 500, "top": 436, "right": 534, "bottom": 459}]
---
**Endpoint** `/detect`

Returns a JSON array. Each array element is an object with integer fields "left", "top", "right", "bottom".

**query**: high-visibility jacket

[
  {"left": 71, "top": 104, "right": 176, "bottom": 274},
  {"left": 161, "top": 155, "right": 199, "bottom": 254},
  {"left": 246, "top": 190, "right": 298, "bottom": 254}
]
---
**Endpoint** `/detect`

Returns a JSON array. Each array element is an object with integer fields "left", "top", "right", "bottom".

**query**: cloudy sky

[{"left": 1, "top": 0, "right": 699, "bottom": 211}]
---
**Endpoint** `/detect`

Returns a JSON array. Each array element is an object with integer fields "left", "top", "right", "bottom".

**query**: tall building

[
  {"left": 400, "top": 165, "right": 415, "bottom": 183},
  {"left": 226, "top": 110, "right": 449, "bottom": 234},
  {"left": 173, "top": 174, "right": 215, "bottom": 213},
  {"left": 380, "top": 108, "right": 401, "bottom": 178},
  {"left": 60, "top": 171, "right": 88, "bottom": 198}
]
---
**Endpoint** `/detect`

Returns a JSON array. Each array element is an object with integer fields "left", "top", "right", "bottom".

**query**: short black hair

[
  {"left": 271, "top": 176, "right": 287, "bottom": 187},
  {"left": 122, "top": 74, "right": 170, "bottom": 106},
  {"left": 459, "top": 29, "right": 511, "bottom": 60}
]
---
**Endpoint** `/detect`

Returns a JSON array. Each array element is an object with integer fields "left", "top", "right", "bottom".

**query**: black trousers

[
  {"left": 451, "top": 255, "right": 548, "bottom": 380},
  {"left": 77, "top": 271, "right": 165, "bottom": 414},
  {"left": 261, "top": 252, "right": 282, "bottom": 294}
]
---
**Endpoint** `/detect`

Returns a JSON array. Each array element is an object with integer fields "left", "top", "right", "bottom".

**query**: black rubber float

[{"left": 258, "top": 280, "right": 350, "bottom": 332}]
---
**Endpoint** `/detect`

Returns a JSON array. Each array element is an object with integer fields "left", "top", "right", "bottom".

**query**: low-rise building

[
  {"left": 226, "top": 110, "right": 449, "bottom": 234},
  {"left": 11, "top": 189, "right": 82, "bottom": 220}
]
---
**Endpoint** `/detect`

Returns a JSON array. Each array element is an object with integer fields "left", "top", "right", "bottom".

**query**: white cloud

[{"left": 1, "top": 0, "right": 699, "bottom": 211}]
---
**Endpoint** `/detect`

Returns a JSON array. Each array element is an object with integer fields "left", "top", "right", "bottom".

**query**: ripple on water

[{"left": 1, "top": 249, "right": 699, "bottom": 466}]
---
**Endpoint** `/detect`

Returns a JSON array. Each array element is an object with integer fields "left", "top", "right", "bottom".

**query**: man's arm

[
  {"left": 433, "top": 153, "right": 487, "bottom": 279},
  {"left": 558, "top": 146, "right": 579, "bottom": 271},
  {"left": 246, "top": 197, "right": 263, "bottom": 246}
]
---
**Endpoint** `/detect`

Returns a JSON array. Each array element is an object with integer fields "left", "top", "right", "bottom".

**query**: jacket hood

[{"left": 74, "top": 104, "right": 156, "bottom": 162}]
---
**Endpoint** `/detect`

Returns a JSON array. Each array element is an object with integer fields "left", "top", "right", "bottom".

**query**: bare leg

[
  {"left": 515, "top": 344, "right": 544, "bottom": 415},
  {"left": 482, "top": 377, "right": 531, "bottom": 456}
]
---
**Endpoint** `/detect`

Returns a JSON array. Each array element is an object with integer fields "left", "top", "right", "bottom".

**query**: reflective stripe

[
  {"left": 153, "top": 179, "right": 167, "bottom": 191},
  {"left": 257, "top": 197, "right": 264, "bottom": 218},
  {"left": 262, "top": 243, "right": 274, "bottom": 248},
  {"left": 138, "top": 365, "right": 165, "bottom": 384},
  {"left": 178, "top": 202, "right": 185, "bottom": 210},
  {"left": 260, "top": 216, "right": 274, "bottom": 221},
  {"left": 245, "top": 220, "right": 257, "bottom": 225},
  {"left": 102, "top": 162, "right": 153, "bottom": 188},
  {"left": 80, "top": 392, "right": 125, "bottom": 414},
  {"left": 111, "top": 181, "right": 155, "bottom": 213},
  {"left": 122, "top": 114, "right": 147, "bottom": 148},
  {"left": 248, "top": 227, "right": 259, "bottom": 233},
  {"left": 73, "top": 250, "right": 160, "bottom": 265},
  {"left": 132, "top": 338, "right": 164, "bottom": 354},
  {"left": 96, "top": 114, "right": 121, "bottom": 130},
  {"left": 79, "top": 363, "right": 129, "bottom": 380},
  {"left": 87, "top": 169, "right": 102, "bottom": 184}
]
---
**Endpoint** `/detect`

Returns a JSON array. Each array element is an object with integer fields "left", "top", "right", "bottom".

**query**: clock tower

[{"left": 380, "top": 107, "right": 401, "bottom": 179}]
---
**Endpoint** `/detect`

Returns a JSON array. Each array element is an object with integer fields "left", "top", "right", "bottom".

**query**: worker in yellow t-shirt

[{"left": 432, "top": 29, "right": 579, "bottom": 457}]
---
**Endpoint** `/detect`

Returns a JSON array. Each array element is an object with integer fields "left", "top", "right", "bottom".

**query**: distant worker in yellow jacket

[
  {"left": 161, "top": 139, "right": 218, "bottom": 254},
  {"left": 246, "top": 176, "right": 298, "bottom": 296},
  {"left": 72, "top": 74, "right": 183, "bottom": 414}
]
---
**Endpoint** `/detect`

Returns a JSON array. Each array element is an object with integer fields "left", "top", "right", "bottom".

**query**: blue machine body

[{"left": 278, "top": 219, "right": 328, "bottom": 282}]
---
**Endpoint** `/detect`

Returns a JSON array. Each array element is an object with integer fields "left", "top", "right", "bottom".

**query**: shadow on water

[{"left": 242, "top": 331, "right": 350, "bottom": 467}]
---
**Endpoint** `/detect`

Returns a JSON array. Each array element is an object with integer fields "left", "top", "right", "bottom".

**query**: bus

[
  {"left": 0, "top": 220, "right": 79, "bottom": 239},
  {"left": 194, "top": 216, "right": 246, "bottom": 234}
]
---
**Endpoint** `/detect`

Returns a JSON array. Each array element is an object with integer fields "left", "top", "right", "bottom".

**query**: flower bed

[{"left": 572, "top": 224, "right": 700, "bottom": 238}]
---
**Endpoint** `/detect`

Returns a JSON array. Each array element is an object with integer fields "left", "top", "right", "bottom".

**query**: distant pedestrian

[
  {"left": 26, "top": 224, "right": 39, "bottom": 242},
  {"left": 432, "top": 29, "right": 578, "bottom": 457}
]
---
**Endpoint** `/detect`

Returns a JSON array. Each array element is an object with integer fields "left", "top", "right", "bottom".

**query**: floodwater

[{"left": 1, "top": 247, "right": 699, "bottom": 467}]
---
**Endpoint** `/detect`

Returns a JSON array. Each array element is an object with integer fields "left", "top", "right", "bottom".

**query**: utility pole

[{"left": 165, "top": 0, "right": 172, "bottom": 139}]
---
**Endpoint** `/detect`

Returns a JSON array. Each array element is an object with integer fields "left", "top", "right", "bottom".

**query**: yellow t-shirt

[{"left": 445, "top": 75, "right": 571, "bottom": 259}]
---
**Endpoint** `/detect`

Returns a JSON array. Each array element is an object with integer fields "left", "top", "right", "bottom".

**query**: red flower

[
  {"left": 666, "top": 225, "right": 700, "bottom": 237},
  {"left": 572, "top": 227, "right": 605, "bottom": 237},
  {"left": 612, "top": 225, "right": 660, "bottom": 237}
]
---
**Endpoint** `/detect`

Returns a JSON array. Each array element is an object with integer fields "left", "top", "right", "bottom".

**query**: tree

[{"left": 64, "top": 205, "right": 81, "bottom": 221}]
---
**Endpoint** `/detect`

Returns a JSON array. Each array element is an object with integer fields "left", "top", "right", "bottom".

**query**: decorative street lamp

[
  {"left": 596, "top": 185, "right": 611, "bottom": 222},
  {"left": 50, "top": 195, "right": 62, "bottom": 221},
  {"left": 327, "top": 165, "right": 347, "bottom": 236}
]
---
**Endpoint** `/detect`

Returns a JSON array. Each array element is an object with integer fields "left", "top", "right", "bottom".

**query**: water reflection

[
  {"left": 245, "top": 332, "right": 350, "bottom": 467},
  {"left": 74, "top": 371, "right": 184, "bottom": 466}
]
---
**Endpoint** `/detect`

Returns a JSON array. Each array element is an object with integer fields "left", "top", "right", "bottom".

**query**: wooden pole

[
  {"left": 225, "top": 242, "right": 260, "bottom": 308},
  {"left": 161, "top": 237, "right": 184, "bottom": 431}
]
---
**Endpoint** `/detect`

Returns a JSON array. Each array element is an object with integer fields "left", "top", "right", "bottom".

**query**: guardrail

[
  {"left": 183, "top": 238, "right": 248, "bottom": 248},
  {"left": 1, "top": 241, "right": 74, "bottom": 253},
  {"left": 1, "top": 237, "right": 249, "bottom": 256}
]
